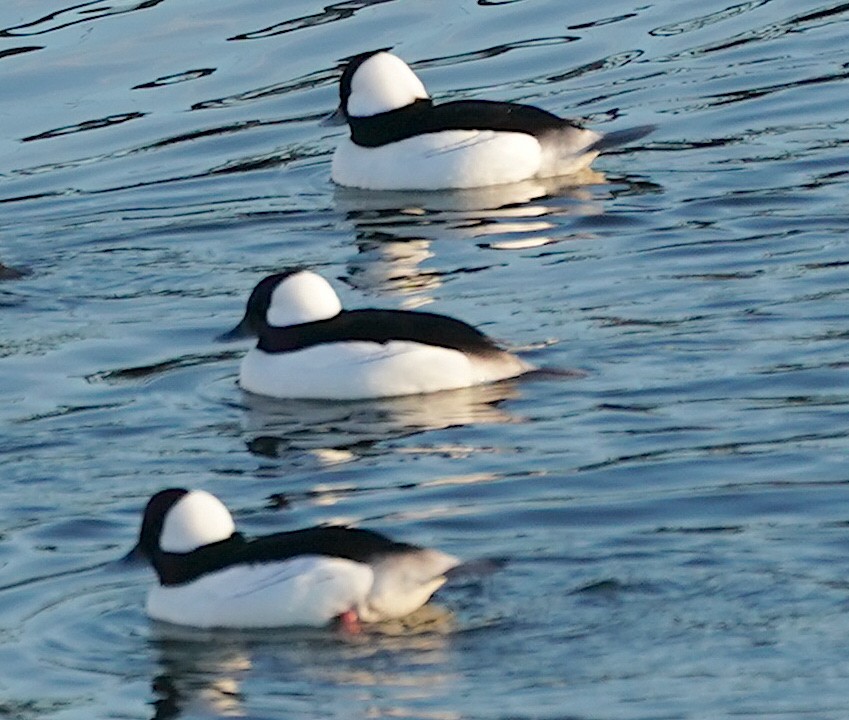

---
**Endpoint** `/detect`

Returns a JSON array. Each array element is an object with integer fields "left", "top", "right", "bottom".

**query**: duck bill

[
  {"left": 588, "top": 124, "right": 656, "bottom": 153},
  {"left": 216, "top": 316, "right": 254, "bottom": 342},
  {"left": 121, "top": 543, "right": 146, "bottom": 566},
  {"left": 320, "top": 105, "right": 347, "bottom": 127}
]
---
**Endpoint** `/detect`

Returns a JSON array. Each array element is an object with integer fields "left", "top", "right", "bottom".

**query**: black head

[
  {"left": 131, "top": 488, "right": 189, "bottom": 561},
  {"left": 217, "top": 268, "right": 306, "bottom": 341}
]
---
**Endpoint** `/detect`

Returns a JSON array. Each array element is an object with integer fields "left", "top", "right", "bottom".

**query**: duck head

[
  {"left": 323, "top": 50, "right": 429, "bottom": 125},
  {"left": 129, "top": 488, "right": 236, "bottom": 560},
  {"left": 218, "top": 269, "right": 343, "bottom": 340}
]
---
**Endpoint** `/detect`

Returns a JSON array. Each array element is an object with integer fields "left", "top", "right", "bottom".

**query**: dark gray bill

[
  {"left": 216, "top": 317, "right": 254, "bottom": 342},
  {"left": 320, "top": 105, "right": 347, "bottom": 127}
]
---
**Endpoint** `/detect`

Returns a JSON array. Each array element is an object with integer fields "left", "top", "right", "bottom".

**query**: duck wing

[
  {"left": 349, "top": 98, "right": 577, "bottom": 147},
  {"left": 183, "top": 556, "right": 375, "bottom": 628},
  {"left": 243, "top": 525, "right": 418, "bottom": 564},
  {"left": 257, "top": 309, "right": 503, "bottom": 356}
]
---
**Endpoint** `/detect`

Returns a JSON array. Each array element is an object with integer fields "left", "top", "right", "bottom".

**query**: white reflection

[
  {"left": 148, "top": 608, "right": 455, "bottom": 720},
  {"left": 239, "top": 381, "right": 523, "bottom": 462},
  {"left": 150, "top": 632, "right": 253, "bottom": 719},
  {"left": 336, "top": 172, "right": 607, "bottom": 299},
  {"left": 346, "top": 237, "right": 440, "bottom": 307},
  {"left": 333, "top": 169, "right": 605, "bottom": 215}
]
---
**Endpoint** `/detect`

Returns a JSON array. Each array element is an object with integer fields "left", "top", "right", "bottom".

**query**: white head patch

[
  {"left": 347, "top": 52, "right": 429, "bottom": 117},
  {"left": 266, "top": 271, "right": 343, "bottom": 327},
  {"left": 160, "top": 490, "right": 236, "bottom": 553}
]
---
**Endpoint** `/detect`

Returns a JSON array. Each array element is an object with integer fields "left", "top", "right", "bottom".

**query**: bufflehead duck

[
  {"left": 324, "top": 50, "right": 654, "bottom": 190},
  {"left": 129, "top": 488, "right": 460, "bottom": 629},
  {"left": 219, "top": 269, "right": 533, "bottom": 399}
]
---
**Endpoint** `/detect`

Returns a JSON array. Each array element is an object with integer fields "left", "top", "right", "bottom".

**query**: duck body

[
  {"left": 326, "top": 51, "right": 652, "bottom": 190},
  {"left": 220, "top": 270, "right": 533, "bottom": 400},
  {"left": 131, "top": 489, "right": 460, "bottom": 629}
]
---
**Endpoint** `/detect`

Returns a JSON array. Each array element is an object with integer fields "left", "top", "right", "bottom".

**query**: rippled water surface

[{"left": 2, "top": 0, "right": 849, "bottom": 717}]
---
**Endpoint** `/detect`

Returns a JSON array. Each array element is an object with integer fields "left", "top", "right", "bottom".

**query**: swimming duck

[
  {"left": 219, "top": 269, "right": 533, "bottom": 399},
  {"left": 128, "top": 488, "right": 460, "bottom": 629},
  {"left": 324, "top": 49, "right": 653, "bottom": 190}
]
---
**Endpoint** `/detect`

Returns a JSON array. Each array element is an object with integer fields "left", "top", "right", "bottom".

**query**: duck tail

[
  {"left": 444, "top": 556, "right": 506, "bottom": 581},
  {"left": 588, "top": 124, "right": 655, "bottom": 153}
]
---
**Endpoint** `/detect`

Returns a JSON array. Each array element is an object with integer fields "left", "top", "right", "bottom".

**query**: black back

[
  {"left": 337, "top": 50, "right": 580, "bottom": 147},
  {"left": 152, "top": 526, "right": 416, "bottom": 586},
  {"left": 348, "top": 98, "right": 579, "bottom": 148},
  {"left": 133, "top": 488, "right": 419, "bottom": 586},
  {"left": 256, "top": 308, "right": 503, "bottom": 356}
]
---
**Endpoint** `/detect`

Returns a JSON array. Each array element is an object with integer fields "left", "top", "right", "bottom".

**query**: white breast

[{"left": 238, "top": 340, "right": 531, "bottom": 400}]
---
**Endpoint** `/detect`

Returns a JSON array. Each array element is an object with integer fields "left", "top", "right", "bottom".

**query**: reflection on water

[
  {"left": 2, "top": 0, "right": 849, "bottom": 717},
  {"left": 0, "top": 1, "right": 166, "bottom": 37},
  {"left": 652, "top": 1, "right": 849, "bottom": 59},
  {"left": 151, "top": 635, "right": 254, "bottom": 720},
  {"left": 337, "top": 172, "right": 609, "bottom": 301},
  {"left": 346, "top": 237, "right": 438, "bottom": 304},
  {"left": 239, "top": 383, "right": 522, "bottom": 461},
  {"left": 332, "top": 171, "right": 606, "bottom": 215},
  {"left": 149, "top": 607, "right": 455, "bottom": 720}
]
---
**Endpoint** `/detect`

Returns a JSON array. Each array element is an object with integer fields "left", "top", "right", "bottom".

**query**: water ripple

[
  {"left": 650, "top": 0, "right": 771, "bottom": 37},
  {"left": 133, "top": 68, "right": 216, "bottom": 90},
  {"left": 21, "top": 112, "right": 147, "bottom": 143},
  {"left": 229, "top": 0, "right": 398, "bottom": 41},
  {"left": 2, "top": 0, "right": 849, "bottom": 717},
  {"left": 0, "top": 45, "right": 42, "bottom": 59},
  {"left": 0, "top": 0, "right": 164, "bottom": 37},
  {"left": 657, "top": 2, "right": 849, "bottom": 61}
]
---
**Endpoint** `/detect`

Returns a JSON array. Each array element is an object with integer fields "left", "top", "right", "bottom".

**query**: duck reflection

[
  {"left": 148, "top": 608, "right": 453, "bottom": 720},
  {"left": 333, "top": 168, "right": 606, "bottom": 216},
  {"left": 240, "top": 381, "right": 523, "bottom": 463},
  {"left": 345, "top": 235, "right": 438, "bottom": 308},
  {"left": 335, "top": 172, "right": 606, "bottom": 300},
  {"left": 150, "top": 633, "right": 250, "bottom": 719}
]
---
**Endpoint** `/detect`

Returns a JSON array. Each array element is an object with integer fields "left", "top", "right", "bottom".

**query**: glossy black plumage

[
  {"left": 347, "top": 98, "right": 582, "bottom": 148},
  {"left": 151, "top": 527, "right": 416, "bottom": 587},
  {"left": 133, "top": 489, "right": 416, "bottom": 587},
  {"left": 255, "top": 308, "right": 504, "bottom": 356},
  {"left": 219, "top": 267, "right": 506, "bottom": 357}
]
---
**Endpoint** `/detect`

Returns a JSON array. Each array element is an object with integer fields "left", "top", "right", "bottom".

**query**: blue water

[{"left": 2, "top": 0, "right": 849, "bottom": 717}]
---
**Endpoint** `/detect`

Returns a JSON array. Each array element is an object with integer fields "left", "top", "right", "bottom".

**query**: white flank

[
  {"left": 147, "top": 555, "right": 375, "bottom": 628},
  {"left": 239, "top": 340, "right": 532, "bottom": 400},
  {"left": 332, "top": 130, "right": 544, "bottom": 190}
]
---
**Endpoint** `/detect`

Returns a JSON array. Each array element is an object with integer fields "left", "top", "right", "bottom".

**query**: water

[{"left": 1, "top": 0, "right": 849, "bottom": 717}]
